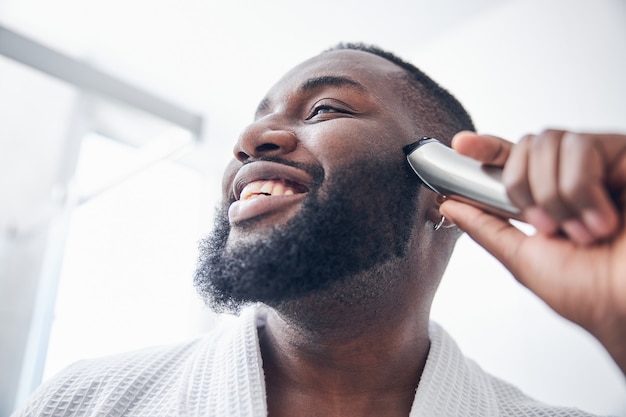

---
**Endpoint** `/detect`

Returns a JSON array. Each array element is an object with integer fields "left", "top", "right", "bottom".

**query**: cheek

[
  {"left": 305, "top": 122, "right": 405, "bottom": 172},
  {"left": 222, "top": 160, "right": 240, "bottom": 200}
]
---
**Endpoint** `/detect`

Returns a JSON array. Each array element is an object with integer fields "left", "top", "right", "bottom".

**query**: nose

[{"left": 233, "top": 118, "right": 297, "bottom": 162}]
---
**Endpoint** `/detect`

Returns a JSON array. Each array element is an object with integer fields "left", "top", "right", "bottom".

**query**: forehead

[{"left": 263, "top": 50, "right": 407, "bottom": 104}]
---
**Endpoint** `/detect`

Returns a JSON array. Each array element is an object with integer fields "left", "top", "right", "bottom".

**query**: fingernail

[
  {"left": 583, "top": 209, "right": 615, "bottom": 238},
  {"left": 562, "top": 219, "right": 594, "bottom": 245},
  {"left": 524, "top": 207, "right": 558, "bottom": 234}
]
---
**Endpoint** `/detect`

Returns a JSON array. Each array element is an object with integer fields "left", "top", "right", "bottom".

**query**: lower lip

[{"left": 228, "top": 194, "right": 307, "bottom": 224}]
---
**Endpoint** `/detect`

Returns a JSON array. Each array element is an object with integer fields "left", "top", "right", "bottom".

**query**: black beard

[{"left": 194, "top": 156, "right": 421, "bottom": 313}]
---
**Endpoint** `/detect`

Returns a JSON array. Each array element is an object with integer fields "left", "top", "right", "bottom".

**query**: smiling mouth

[
  {"left": 229, "top": 161, "right": 318, "bottom": 225},
  {"left": 239, "top": 179, "right": 309, "bottom": 201}
]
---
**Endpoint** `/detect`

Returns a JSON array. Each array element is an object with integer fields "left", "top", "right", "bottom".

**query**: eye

[
  {"left": 306, "top": 100, "right": 353, "bottom": 121},
  {"left": 308, "top": 105, "right": 339, "bottom": 118}
]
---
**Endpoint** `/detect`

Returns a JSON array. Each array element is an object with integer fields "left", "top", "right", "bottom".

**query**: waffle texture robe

[{"left": 12, "top": 305, "right": 602, "bottom": 417}]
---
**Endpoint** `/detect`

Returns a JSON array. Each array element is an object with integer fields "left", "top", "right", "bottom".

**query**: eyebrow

[
  {"left": 255, "top": 75, "right": 367, "bottom": 116},
  {"left": 299, "top": 75, "right": 366, "bottom": 93}
]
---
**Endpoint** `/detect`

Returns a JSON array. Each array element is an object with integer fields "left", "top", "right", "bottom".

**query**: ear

[{"left": 429, "top": 194, "right": 456, "bottom": 230}]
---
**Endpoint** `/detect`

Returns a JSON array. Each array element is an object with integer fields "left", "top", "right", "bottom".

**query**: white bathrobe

[{"left": 12, "top": 305, "right": 601, "bottom": 417}]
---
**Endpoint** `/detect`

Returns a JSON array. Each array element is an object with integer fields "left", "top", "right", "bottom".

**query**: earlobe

[
  {"left": 433, "top": 215, "right": 446, "bottom": 231},
  {"left": 431, "top": 195, "right": 456, "bottom": 230},
  {"left": 433, "top": 214, "right": 456, "bottom": 230}
]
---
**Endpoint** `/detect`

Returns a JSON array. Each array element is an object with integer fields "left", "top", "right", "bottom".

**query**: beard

[{"left": 194, "top": 156, "right": 421, "bottom": 313}]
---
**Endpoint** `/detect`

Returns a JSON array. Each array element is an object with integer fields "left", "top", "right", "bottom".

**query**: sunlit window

[{"left": 44, "top": 131, "right": 213, "bottom": 379}]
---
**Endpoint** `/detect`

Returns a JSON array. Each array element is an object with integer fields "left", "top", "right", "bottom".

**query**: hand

[{"left": 440, "top": 129, "right": 626, "bottom": 375}]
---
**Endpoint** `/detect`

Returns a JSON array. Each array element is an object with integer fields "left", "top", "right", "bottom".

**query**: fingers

[
  {"left": 503, "top": 130, "right": 622, "bottom": 245},
  {"left": 504, "top": 132, "right": 562, "bottom": 235},
  {"left": 558, "top": 132, "right": 618, "bottom": 241},
  {"left": 452, "top": 129, "right": 625, "bottom": 245},
  {"left": 451, "top": 131, "right": 512, "bottom": 166},
  {"left": 439, "top": 199, "right": 526, "bottom": 277}
]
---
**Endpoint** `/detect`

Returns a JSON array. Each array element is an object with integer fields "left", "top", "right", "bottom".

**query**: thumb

[
  {"left": 451, "top": 131, "right": 512, "bottom": 166},
  {"left": 440, "top": 199, "right": 526, "bottom": 276}
]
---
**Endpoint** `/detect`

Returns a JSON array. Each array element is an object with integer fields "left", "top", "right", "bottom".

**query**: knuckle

[
  {"left": 534, "top": 188, "right": 571, "bottom": 220},
  {"left": 519, "top": 134, "right": 535, "bottom": 146},
  {"left": 560, "top": 175, "right": 584, "bottom": 199},
  {"left": 561, "top": 131, "right": 589, "bottom": 148},
  {"left": 533, "top": 129, "right": 562, "bottom": 149},
  {"left": 539, "top": 128, "right": 566, "bottom": 138}
]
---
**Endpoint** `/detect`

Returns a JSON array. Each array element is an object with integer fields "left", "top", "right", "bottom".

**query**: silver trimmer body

[{"left": 404, "top": 137, "right": 521, "bottom": 219}]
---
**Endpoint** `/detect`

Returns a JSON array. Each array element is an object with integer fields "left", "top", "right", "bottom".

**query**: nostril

[
  {"left": 234, "top": 128, "right": 296, "bottom": 161},
  {"left": 235, "top": 143, "right": 283, "bottom": 162},
  {"left": 256, "top": 143, "right": 280, "bottom": 152}
]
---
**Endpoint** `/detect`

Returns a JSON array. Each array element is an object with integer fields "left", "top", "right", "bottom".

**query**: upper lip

[{"left": 232, "top": 160, "right": 315, "bottom": 201}]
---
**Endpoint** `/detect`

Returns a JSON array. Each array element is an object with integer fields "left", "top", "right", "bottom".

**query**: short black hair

[{"left": 326, "top": 43, "right": 475, "bottom": 143}]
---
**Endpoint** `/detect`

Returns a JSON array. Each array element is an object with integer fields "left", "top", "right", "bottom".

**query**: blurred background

[{"left": 1, "top": 0, "right": 625, "bottom": 415}]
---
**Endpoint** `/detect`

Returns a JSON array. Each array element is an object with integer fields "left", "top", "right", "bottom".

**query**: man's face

[{"left": 195, "top": 50, "right": 430, "bottom": 311}]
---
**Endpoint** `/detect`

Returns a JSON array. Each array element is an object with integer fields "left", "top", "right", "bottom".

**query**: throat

[
  {"left": 258, "top": 303, "right": 430, "bottom": 417},
  {"left": 266, "top": 256, "right": 417, "bottom": 341}
]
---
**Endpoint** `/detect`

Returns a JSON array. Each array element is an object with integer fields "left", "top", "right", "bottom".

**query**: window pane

[{"left": 44, "top": 132, "right": 211, "bottom": 379}]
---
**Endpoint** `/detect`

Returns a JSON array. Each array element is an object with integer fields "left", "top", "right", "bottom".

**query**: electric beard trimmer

[{"left": 404, "top": 137, "right": 521, "bottom": 219}]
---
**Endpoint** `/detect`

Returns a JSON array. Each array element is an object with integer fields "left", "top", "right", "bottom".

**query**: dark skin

[
  {"left": 223, "top": 50, "right": 626, "bottom": 416},
  {"left": 224, "top": 50, "right": 453, "bottom": 417},
  {"left": 443, "top": 130, "right": 626, "bottom": 378}
]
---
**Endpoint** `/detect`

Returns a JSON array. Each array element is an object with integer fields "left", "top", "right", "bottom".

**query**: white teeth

[
  {"left": 260, "top": 181, "right": 273, "bottom": 195},
  {"left": 273, "top": 182, "right": 285, "bottom": 196},
  {"left": 240, "top": 180, "right": 301, "bottom": 200}
]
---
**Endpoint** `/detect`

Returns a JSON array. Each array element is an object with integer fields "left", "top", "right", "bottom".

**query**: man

[{"left": 12, "top": 43, "right": 626, "bottom": 416}]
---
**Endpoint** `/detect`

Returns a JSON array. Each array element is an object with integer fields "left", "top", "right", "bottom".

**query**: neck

[{"left": 259, "top": 260, "right": 433, "bottom": 417}]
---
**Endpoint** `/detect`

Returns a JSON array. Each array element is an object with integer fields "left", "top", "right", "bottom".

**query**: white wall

[
  {"left": 2, "top": 0, "right": 625, "bottom": 415},
  {"left": 423, "top": 1, "right": 626, "bottom": 415}
]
